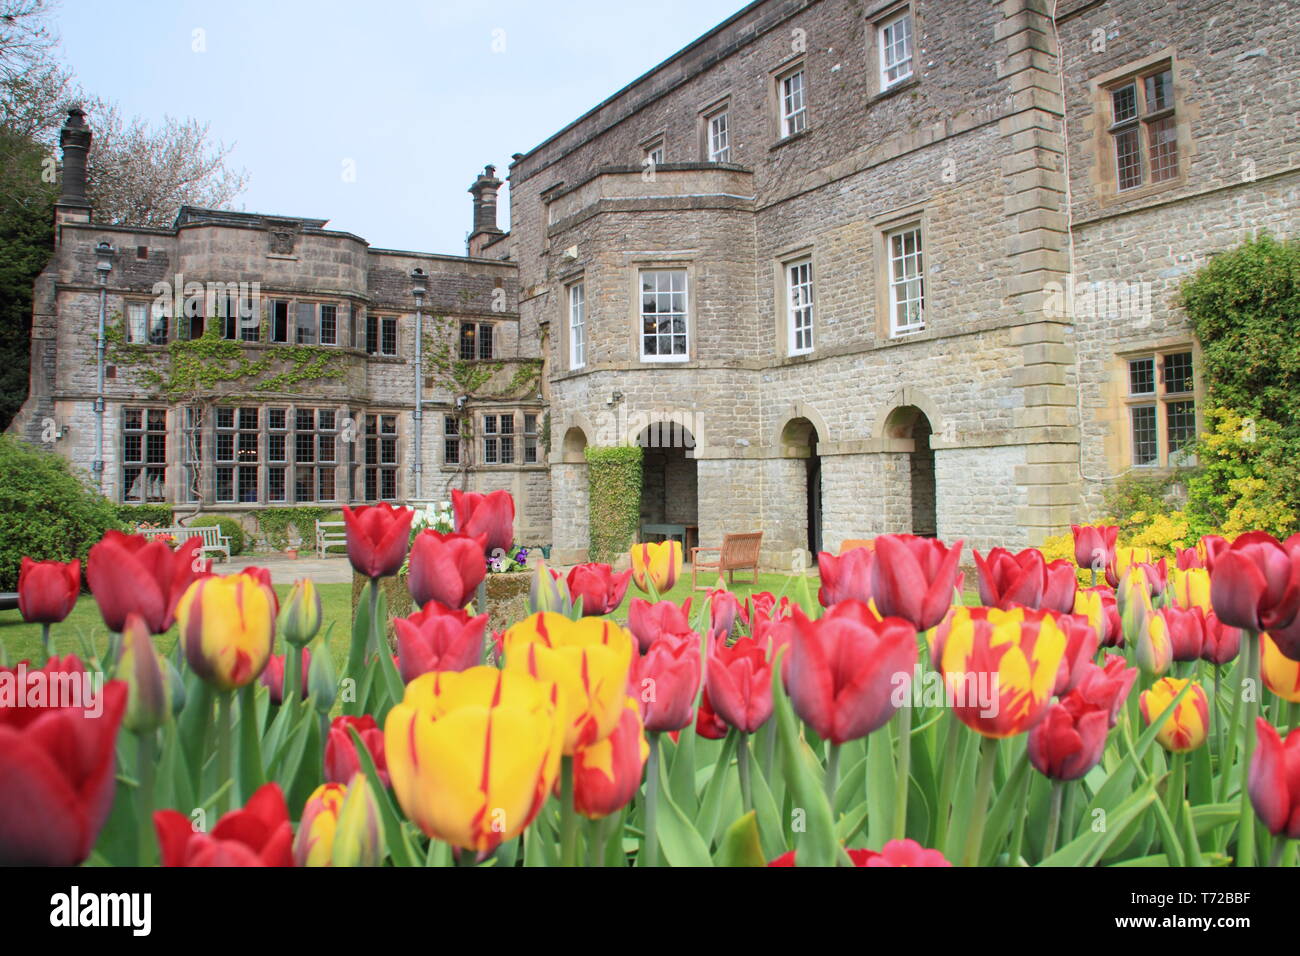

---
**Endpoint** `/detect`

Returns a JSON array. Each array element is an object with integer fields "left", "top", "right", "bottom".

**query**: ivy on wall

[
  {"left": 1180, "top": 234, "right": 1300, "bottom": 538},
  {"left": 585, "top": 445, "right": 643, "bottom": 563},
  {"left": 256, "top": 506, "right": 336, "bottom": 551}
]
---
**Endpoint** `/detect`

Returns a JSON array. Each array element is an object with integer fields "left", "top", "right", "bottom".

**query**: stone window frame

[
  {"left": 121, "top": 406, "right": 168, "bottom": 503},
  {"left": 1116, "top": 341, "right": 1202, "bottom": 470},
  {"left": 481, "top": 410, "right": 516, "bottom": 466},
  {"left": 1088, "top": 50, "right": 1190, "bottom": 207},
  {"left": 443, "top": 414, "right": 461, "bottom": 466},
  {"left": 365, "top": 314, "right": 399, "bottom": 357},
  {"left": 872, "top": 204, "right": 930, "bottom": 340},
  {"left": 773, "top": 243, "right": 818, "bottom": 359},
  {"left": 870, "top": 1, "right": 916, "bottom": 93},
  {"left": 201, "top": 403, "right": 346, "bottom": 506},
  {"left": 566, "top": 278, "right": 586, "bottom": 370},
  {"left": 698, "top": 95, "right": 732, "bottom": 163},
  {"left": 630, "top": 260, "right": 695, "bottom": 364},
  {"left": 769, "top": 55, "right": 809, "bottom": 143},
  {"left": 640, "top": 133, "right": 666, "bottom": 168},
  {"left": 360, "top": 411, "right": 401, "bottom": 502},
  {"left": 122, "top": 298, "right": 169, "bottom": 346},
  {"left": 458, "top": 320, "right": 496, "bottom": 361}
]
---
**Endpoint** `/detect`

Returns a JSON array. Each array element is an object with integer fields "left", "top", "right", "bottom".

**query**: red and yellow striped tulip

[
  {"left": 384, "top": 667, "right": 563, "bottom": 853},
  {"left": 1261, "top": 633, "right": 1300, "bottom": 703},
  {"left": 938, "top": 607, "right": 1067, "bottom": 738},
  {"left": 573, "top": 697, "right": 648, "bottom": 819},
  {"left": 1169, "top": 567, "right": 1211, "bottom": 613},
  {"left": 502, "top": 612, "right": 634, "bottom": 753},
  {"left": 631, "top": 540, "right": 683, "bottom": 594},
  {"left": 1139, "top": 677, "right": 1209, "bottom": 753},
  {"left": 177, "top": 571, "right": 277, "bottom": 691},
  {"left": 294, "top": 775, "right": 385, "bottom": 867}
]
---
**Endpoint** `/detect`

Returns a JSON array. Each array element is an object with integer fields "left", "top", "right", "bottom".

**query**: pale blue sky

[{"left": 54, "top": 0, "right": 747, "bottom": 254}]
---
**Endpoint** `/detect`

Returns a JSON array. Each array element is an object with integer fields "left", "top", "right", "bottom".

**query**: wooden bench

[
  {"left": 138, "top": 525, "right": 230, "bottom": 561},
  {"left": 691, "top": 532, "right": 763, "bottom": 590},
  {"left": 316, "top": 520, "right": 347, "bottom": 558}
]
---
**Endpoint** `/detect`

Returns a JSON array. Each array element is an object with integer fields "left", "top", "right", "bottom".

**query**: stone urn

[
  {"left": 349, "top": 569, "right": 533, "bottom": 651},
  {"left": 350, "top": 571, "right": 414, "bottom": 650}
]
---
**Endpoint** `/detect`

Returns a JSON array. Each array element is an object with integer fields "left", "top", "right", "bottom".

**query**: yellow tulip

[
  {"left": 631, "top": 540, "right": 683, "bottom": 594},
  {"left": 1139, "top": 677, "right": 1209, "bottom": 752},
  {"left": 1115, "top": 546, "right": 1154, "bottom": 579},
  {"left": 502, "top": 612, "right": 635, "bottom": 753},
  {"left": 1262, "top": 634, "right": 1300, "bottom": 703},
  {"left": 1168, "top": 567, "right": 1211, "bottom": 613},
  {"left": 294, "top": 782, "right": 346, "bottom": 867},
  {"left": 177, "top": 572, "right": 276, "bottom": 691},
  {"left": 384, "top": 667, "right": 563, "bottom": 853}
]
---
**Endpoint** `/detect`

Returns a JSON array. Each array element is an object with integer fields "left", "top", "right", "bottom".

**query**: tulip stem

[
  {"left": 1238, "top": 631, "right": 1260, "bottom": 867},
  {"left": 1220, "top": 654, "right": 1245, "bottom": 804},
  {"left": 286, "top": 645, "right": 303, "bottom": 706},
  {"left": 560, "top": 756, "right": 579, "bottom": 867},
  {"left": 39, "top": 622, "right": 50, "bottom": 666},
  {"left": 135, "top": 731, "right": 157, "bottom": 866},
  {"left": 644, "top": 732, "right": 661, "bottom": 868},
  {"left": 934, "top": 711, "right": 959, "bottom": 849},
  {"left": 1043, "top": 781, "right": 1064, "bottom": 860},
  {"left": 892, "top": 700, "right": 912, "bottom": 840},
  {"left": 737, "top": 732, "right": 753, "bottom": 813},
  {"left": 825, "top": 742, "right": 842, "bottom": 805},
  {"left": 216, "top": 690, "right": 233, "bottom": 815},
  {"left": 368, "top": 578, "right": 381, "bottom": 661},
  {"left": 1270, "top": 840, "right": 1287, "bottom": 868},
  {"left": 962, "top": 735, "right": 999, "bottom": 867},
  {"left": 1166, "top": 752, "right": 1186, "bottom": 819},
  {"left": 1214, "top": 665, "right": 1226, "bottom": 789}
]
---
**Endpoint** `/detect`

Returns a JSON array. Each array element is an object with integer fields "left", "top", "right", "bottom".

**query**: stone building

[
  {"left": 14, "top": 0, "right": 1299, "bottom": 565},
  {"left": 9, "top": 109, "right": 549, "bottom": 546},
  {"left": 512, "top": 0, "right": 1298, "bottom": 566}
]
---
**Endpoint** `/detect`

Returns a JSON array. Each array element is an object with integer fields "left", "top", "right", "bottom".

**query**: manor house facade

[{"left": 13, "top": 0, "right": 1299, "bottom": 566}]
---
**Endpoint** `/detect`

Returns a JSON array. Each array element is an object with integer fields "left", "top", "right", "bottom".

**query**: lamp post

[
  {"left": 411, "top": 268, "right": 427, "bottom": 501},
  {"left": 94, "top": 241, "right": 115, "bottom": 493}
]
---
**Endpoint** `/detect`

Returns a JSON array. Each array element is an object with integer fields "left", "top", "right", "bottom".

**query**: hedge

[
  {"left": 188, "top": 515, "right": 247, "bottom": 556},
  {"left": 585, "top": 445, "right": 643, "bottom": 563},
  {"left": 257, "top": 506, "right": 334, "bottom": 551},
  {"left": 115, "top": 504, "right": 173, "bottom": 528}
]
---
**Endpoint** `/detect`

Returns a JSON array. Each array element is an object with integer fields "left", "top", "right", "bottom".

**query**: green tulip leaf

[{"left": 714, "top": 811, "right": 767, "bottom": 867}]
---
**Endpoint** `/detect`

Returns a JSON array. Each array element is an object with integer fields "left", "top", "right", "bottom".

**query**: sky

[{"left": 53, "top": 0, "right": 748, "bottom": 255}]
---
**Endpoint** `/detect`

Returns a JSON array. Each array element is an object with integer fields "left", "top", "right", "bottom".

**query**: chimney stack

[
  {"left": 55, "top": 108, "right": 92, "bottom": 230},
  {"left": 467, "top": 165, "right": 503, "bottom": 257}
]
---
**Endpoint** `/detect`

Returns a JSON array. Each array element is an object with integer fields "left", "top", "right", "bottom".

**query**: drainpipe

[
  {"left": 93, "top": 242, "right": 115, "bottom": 492},
  {"left": 411, "top": 269, "right": 427, "bottom": 501}
]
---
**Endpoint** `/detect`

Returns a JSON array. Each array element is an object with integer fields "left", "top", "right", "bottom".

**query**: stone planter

[{"left": 349, "top": 569, "right": 533, "bottom": 651}]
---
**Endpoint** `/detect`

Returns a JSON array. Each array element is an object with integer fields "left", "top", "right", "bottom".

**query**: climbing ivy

[
  {"left": 256, "top": 506, "right": 335, "bottom": 551},
  {"left": 585, "top": 445, "right": 643, "bottom": 562}
]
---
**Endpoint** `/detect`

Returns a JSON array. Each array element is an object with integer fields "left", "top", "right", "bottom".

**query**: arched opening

[
  {"left": 561, "top": 426, "right": 588, "bottom": 463},
  {"left": 883, "top": 405, "right": 936, "bottom": 537},
  {"left": 637, "top": 422, "right": 698, "bottom": 555},
  {"left": 780, "top": 417, "right": 822, "bottom": 556}
]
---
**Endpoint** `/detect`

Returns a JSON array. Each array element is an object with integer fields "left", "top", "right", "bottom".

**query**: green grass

[
  {"left": 610, "top": 570, "right": 822, "bottom": 622},
  {"left": 0, "top": 582, "right": 357, "bottom": 669}
]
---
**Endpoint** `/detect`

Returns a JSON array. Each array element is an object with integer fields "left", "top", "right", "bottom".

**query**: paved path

[{"left": 220, "top": 554, "right": 355, "bottom": 585}]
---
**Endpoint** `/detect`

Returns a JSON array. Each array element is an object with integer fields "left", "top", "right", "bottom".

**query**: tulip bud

[
  {"left": 119, "top": 612, "right": 172, "bottom": 733},
  {"left": 278, "top": 578, "right": 322, "bottom": 647},
  {"left": 177, "top": 573, "right": 277, "bottom": 691},
  {"left": 528, "top": 561, "right": 572, "bottom": 616},
  {"left": 294, "top": 775, "right": 385, "bottom": 867},
  {"left": 165, "top": 657, "right": 186, "bottom": 718},
  {"left": 1139, "top": 677, "right": 1209, "bottom": 753},
  {"left": 308, "top": 638, "right": 337, "bottom": 714},
  {"left": 1169, "top": 567, "right": 1211, "bottom": 613},
  {"left": 1133, "top": 607, "right": 1173, "bottom": 677}
]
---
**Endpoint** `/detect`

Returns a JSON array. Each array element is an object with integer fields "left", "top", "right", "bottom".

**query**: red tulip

[
  {"left": 567, "top": 563, "right": 633, "bottom": 617},
  {"left": 787, "top": 606, "right": 916, "bottom": 744},
  {"left": 870, "top": 534, "right": 963, "bottom": 632},
  {"left": 749, "top": 591, "right": 794, "bottom": 626},
  {"left": 0, "top": 656, "right": 126, "bottom": 865},
  {"left": 817, "top": 548, "right": 874, "bottom": 608},
  {"left": 708, "top": 587, "right": 748, "bottom": 640},
  {"left": 155, "top": 782, "right": 294, "bottom": 866},
  {"left": 705, "top": 635, "right": 773, "bottom": 733},
  {"left": 1210, "top": 531, "right": 1300, "bottom": 632},
  {"left": 1248, "top": 718, "right": 1300, "bottom": 838},
  {"left": 694, "top": 686, "right": 729, "bottom": 740},
  {"left": 1201, "top": 534, "right": 1230, "bottom": 573},
  {"left": 407, "top": 529, "right": 487, "bottom": 610},
  {"left": 635, "top": 634, "right": 701, "bottom": 732},
  {"left": 1071, "top": 524, "right": 1118, "bottom": 578},
  {"left": 1164, "top": 606, "right": 1206, "bottom": 662},
  {"left": 452, "top": 488, "right": 515, "bottom": 557},
  {"left": 1079, "top": 585, "right": 1122, "bottom": 648},
  {"left": 17, "top": 558, "right": 80, "bottom": 624},
  {"left": 627, "top": 597, "right": 694, "bottom": 655},
  {"left": 1201, "top": 611, "right": 1243, "bottom": 665},
  {"left": 342, "top": 503, "right": 413, "bottom": 579},
  {"left": 1043, "top": 560, "right": 1079, "bottom": 614},
  {"left": 86, "top": 529, "right": 209, "bottom": 633},
  {"left": 325, "top": 715, "right": 389, "bottom": 788},
  {"left": 1027, "top": 694, "right": 1110, "bottom": 782},
  {"left": 572, "top": 699, "right": 648, "bottom": 819},
  {"left": 1052, "top": 613, "right": 1100, "bottom": 696},
  {"left": 768, "top": 839, "right": 950, "bottom": 867},
  {"left": 975, "top": 547, "right": 1045, "bottom": 610},
  {"left": 1074, "top": 654, "right": 1139, "bottom": 728},
  {"left": 1176, "top": 547, "right": 1204, "bottom": 570},
  {"left": 393, "top": 602, "right": 488, "bottom": 681},
  {"left": 260, "top": 650, "right": 311, "bottom": 705}
]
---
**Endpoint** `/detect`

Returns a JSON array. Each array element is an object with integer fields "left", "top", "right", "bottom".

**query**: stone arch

[
  {"left": 872, "top": 387, "right": 945, "bottom": 444},
  {"left": 636, "top": 420, "right": 698, "bottom": 546},
  {"left": 774, "top": 403, "right": 831, "bottom": 455},
  {"left": 561, "top": 426, "right": 589, "bottom": 464},
  {"left": 879, "top": 404, "right": 937, "bottom": 538}
]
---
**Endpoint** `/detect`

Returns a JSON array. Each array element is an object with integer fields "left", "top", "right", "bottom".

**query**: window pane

[
  {"left": 1147, "top": 115, "right": 1178, "bottom": 182},
  {"left": 479, "top": 323, "right": 494, "bottom": 360},
  {"left": 1128, "top": 357, "right": 1156, "bottom": 395},
  {"left": 888, "top": 227, "right": 925, "bottom": 334},
  {"left": 1130, "top": 404, "right": 1158, "bottom": 466},
  {"left": 1111, "top": 83, "right": 1138, "bottom": 123},
  {"left": 570, "top": 283, "right": 585, "bottom": 368},
  {"left": 382, "top": 318, "right": 398, "bottom": 355},
  {"left": 880, "top": 14, "right": 913, "bottom": 86},
  {"left": 460, "top": 323, "right": 476, "bottom": 360},
  {"left": 1114, "top": 126, "right": 1143, "bottom": 190},
  {"left": 1145, "top": 70, "right": 1173, "bottom": 112},
  {"left": 1164, "top": 351, "right": 1193, "bottom": 394},
  {"left": 1167, "top": 400, "right": 1196, "bottom": 455},
  {"left": 296, "top": 303, "right": 317, "bottom": 344},
  {"left": 127, "top": 303, "right": 148, "bottom": 343},
  {"left": 320, "top": 305, "right": 337, "bottom": 345}
]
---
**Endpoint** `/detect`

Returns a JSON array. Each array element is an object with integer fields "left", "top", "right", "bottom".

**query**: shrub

[
  {"left": 0, "top": 435, "right": 121, "bottom": 591},
  {"left": 257, "top": 506, "right": 331, "bottom": 551},
  {"left": 586, "top": 445, "right": 643, "bottom": 563},
  {"left": 115, "top": 504, "right": 173, "bottom": 528},
  {"left": 187, "top": 515, "right": 246, "bottom": 556}
]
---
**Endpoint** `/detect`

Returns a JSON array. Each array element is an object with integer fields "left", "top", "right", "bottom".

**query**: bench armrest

[{"left": 691, "top": 547, "right": 720, "bottom": 557}]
